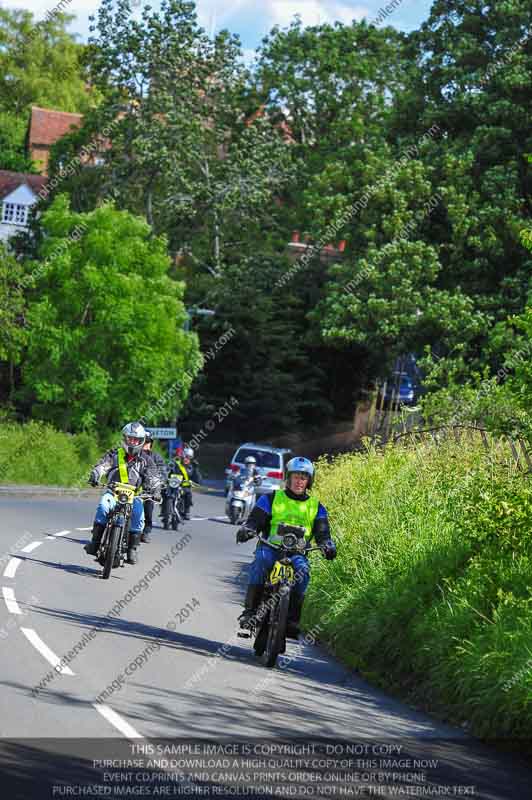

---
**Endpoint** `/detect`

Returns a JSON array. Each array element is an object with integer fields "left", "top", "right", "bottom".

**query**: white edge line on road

[
  {"left": 93, "top": 704, "right": 143, "bottom": 739},
  {"left": 3, "top": 558, "right": 22, "bottom": 579},
  {"left": 76, "top": 527, "right": 92, "bottom": 531},
  {"left": 53, "top": 530, "right": 71, "bottom": 537},
  {"left": 46, "top": 535, "right": 56, "bottom": 540},
  {"left": 21, "top": 541, "right": 42, "bottom": 553},
  {"left": 2, "top": 586, "right": 22, "bottom": 614},
  {"left": 20, "top": 628, "right": 75, "bottom": 675}
]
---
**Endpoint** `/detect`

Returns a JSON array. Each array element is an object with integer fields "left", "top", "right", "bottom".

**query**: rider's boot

[
  {"left": 127, "top": 532, "right": 142, "bottom": 565},
  {"left": 84, "top": 522, "right": 105, "bottom": 555},
  {"left": 141, "top": 526, "right": 152, "bottom": 543},
  {"left": 286, "top": 594, "right": 304, "bottom": 639},
  {"left": 238, "top": 584, "right": 263, "bottom": 628}
]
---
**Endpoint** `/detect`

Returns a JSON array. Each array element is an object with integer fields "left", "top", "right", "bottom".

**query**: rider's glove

[
  {"left": 321, "top": 540, "right": 337, "bottom": 560},
  {"left": 88, "top": 470, "right": 99, "bottom": 487},
  {"left": 152, "top": 494, "right": 162, "bottom": 503},
  {"left": 236, "top": 527, "right": 255, "bottom": 544}
]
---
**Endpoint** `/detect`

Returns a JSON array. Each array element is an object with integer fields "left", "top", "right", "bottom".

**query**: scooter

[{"left": 225, "top": 470, "right": 261, "bottom": 525}]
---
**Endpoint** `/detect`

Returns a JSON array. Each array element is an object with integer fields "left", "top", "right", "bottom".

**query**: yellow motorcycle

[
  {"left": 238, "top": 525, "right": 322, "bottom": 668},
  {"left": 97, "top": 482, "right": 152, "bottom": 579}
]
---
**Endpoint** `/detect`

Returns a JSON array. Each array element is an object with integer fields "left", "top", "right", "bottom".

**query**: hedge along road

[{"left": 0, "top": 491, "right": 530, "bottom": 799}]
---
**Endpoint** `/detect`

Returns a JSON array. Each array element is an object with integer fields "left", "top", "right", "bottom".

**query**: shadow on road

[
  {"left": 30, "top": 605, "right": 258, "bottom": 664},
  {"left": 16, "top": 555, "right": 100, "bottom": 578},
  {"left": 0, "top": 736, "right": 275, "bottom": 800},
  {"left": 0, "top": 729, "right": 529, "bottom": 800}
]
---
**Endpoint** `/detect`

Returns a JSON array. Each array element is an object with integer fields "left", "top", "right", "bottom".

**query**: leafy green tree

[
  {"left": 255, "top": 18, "right": 409, "bottom": 241},
  {"left": 62, "top": 0, "right": 294, "bottom": 277},
  {"left": 422, "top": 304, "right": 532, "bottom": 439},
  {"left": 0, "top": 112, "right": 36, "bottom": 172},
  {"left": 20, "top": 195, "right": 201, "bottom": 432},
  {"left": 183, "top": 253, "right": 332, "bottom": 436},
  {"left": 263, "top": 7, "right": 531, "bottom": 400},
  {"left": 0, "top": 8, "right": 93, "bottom": 116},
  {"left": 0, "top": 243, "right": 28, "bottom": 401},
  {"left": 404, "top": 0, "right": 532, "bottom": 383}
]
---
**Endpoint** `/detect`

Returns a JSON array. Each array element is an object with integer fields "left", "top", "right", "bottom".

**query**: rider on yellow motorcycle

[
  {"left": 84, "top": 422, "right": 161, "bottom": 564},
  {"left": 236, "top": 457, "right": 336, "bottom": 638}
]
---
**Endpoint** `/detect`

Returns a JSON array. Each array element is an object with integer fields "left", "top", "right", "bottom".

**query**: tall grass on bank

[
  {"left": 0, "top": 422, "right": 100, "bottom": 486},
  {"left": 305, "top": 438, "right": 532, "bottom": 739}
]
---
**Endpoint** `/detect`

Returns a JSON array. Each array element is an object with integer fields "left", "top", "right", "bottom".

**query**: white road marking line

[
  {"left": 3, "top": 558, "right": 22, "bottom": 579},
  {"left": 76, "top": 527, "right": 92, "bottom": 531},
  {"left": 2, "top": 586, "right": 22, "bottom": 614},
  {"left": 21, "top": 541, "right": 42, "bottom": 553},
  {"left": 20, "top": 628, "right": 75, "bottom": 675},
  {"left": 46, "top": 535, "right": 56, "bottom": 540},
  {"left": 190, "top": 516, "right": 207, "bottom": 521},
  {"left": 93, "top": 704, "right": 143, "bottom": 739},
  {"left": 53, "top": 530, "right": 71, "bottom": 537}
]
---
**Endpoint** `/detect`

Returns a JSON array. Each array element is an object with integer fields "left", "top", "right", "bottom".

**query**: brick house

[{"left": 26, "top": 106, "right": 83, "bottom": 176}]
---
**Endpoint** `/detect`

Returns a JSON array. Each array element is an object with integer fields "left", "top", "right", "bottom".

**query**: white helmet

[
  {"left": 183, "top": 446, "right": 194, "bottom": 459},
  {"left": 285, "top": 456, "right": 314, "bottom": 489},
  {"left": 121, "top": 421, "right": 146, "bottom": 456}
]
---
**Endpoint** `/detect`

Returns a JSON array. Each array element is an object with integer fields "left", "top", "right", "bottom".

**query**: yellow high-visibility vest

[{"left": 268, "top": 491, "right": 319, "bottom": 546}]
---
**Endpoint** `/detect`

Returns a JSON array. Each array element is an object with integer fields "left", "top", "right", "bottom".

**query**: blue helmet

[{"left": 285, "top": 457, "right": 314, "bottom": 489}]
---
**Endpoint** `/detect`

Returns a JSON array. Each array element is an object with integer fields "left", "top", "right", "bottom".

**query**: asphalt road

[{"left": 0, "top": 490, "right": 530, "bottom": 799}]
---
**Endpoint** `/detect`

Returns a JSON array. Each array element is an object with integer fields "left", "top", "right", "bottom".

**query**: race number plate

[
  {"left": 269, "top": 561, "right": 295, "bottom": 585},
  {"left": 113, "top": 482, "right": 136, "bottom": 502}
]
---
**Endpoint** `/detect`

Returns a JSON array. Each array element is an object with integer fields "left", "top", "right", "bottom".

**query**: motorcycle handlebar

[
  {"left": 105, "top": 483, "right": 162, "bottom": 503},
  {"left": 245, "top": 531, "right": 323, "bottom": 554}
]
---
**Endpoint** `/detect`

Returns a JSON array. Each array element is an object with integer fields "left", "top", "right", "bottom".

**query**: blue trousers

[
  {"left": 249, "top": 543, "right": 310, "bottom": 599},
  {"left": 94, "top": 492, "right": 144, "bottom": 533}
]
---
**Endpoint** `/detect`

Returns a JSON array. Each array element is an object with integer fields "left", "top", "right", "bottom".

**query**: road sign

[{"left": 148, "top": 427, "right": 177, "bottom": 439}]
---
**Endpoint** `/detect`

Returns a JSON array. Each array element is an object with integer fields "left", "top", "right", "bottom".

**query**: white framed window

[{"left": 2, "top": 203, "right": 28, "bottom": 225}]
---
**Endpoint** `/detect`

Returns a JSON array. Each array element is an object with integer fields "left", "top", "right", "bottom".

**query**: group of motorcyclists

[{"left": 83, "top": 421, "right": 337, "bottom": 641}]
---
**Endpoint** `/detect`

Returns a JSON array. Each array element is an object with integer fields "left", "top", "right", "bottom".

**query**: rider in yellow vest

[
  {"left": 84, "top": 422, "right": 161, "bottom": 564},
  {"left": 236, "top": 457, "right": 336, "bottom": 638},
  {"left": 166, "top": 446, "right": 199, "bottom": 520}
]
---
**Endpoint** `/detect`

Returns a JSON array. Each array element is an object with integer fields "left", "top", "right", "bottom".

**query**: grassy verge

[
  {"left": 304, "top": 438, "right": 532, "bottom": 740},
  {"left": 0, "top": 422, "right": 100, "bottom": 487}
]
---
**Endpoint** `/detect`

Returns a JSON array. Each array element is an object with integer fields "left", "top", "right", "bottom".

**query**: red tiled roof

[
  {"left": 0, "top": 170, "right": 48, "bottom": 202},
  {"left": 28, "top": 106, "right": 83, "bottom": 147}
]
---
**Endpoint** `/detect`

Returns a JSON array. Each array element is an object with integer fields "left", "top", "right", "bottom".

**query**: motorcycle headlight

[
  {"left": 169, "top": 477, "right": 180, "bottom": 488},
  {"left": 119, "top": 492, "right": 129, "bottom": 503},
  {"left": 282, "top": 533, "right": 298, "bottom": 549}
]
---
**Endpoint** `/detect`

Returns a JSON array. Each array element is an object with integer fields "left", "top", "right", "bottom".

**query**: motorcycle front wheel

[
  {"left": 260, "top": 589, "right": 289, "bottom": 668},
  {"left": 102, "top": 524, "right": 121, "bottom": 580},
  {"left": 162, "top": 497, "right": 172, "bottom": 530}
]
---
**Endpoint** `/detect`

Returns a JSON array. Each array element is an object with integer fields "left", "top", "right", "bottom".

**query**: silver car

[{"left": 225, "top": 443, "right": 292, "bottom": 496}]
